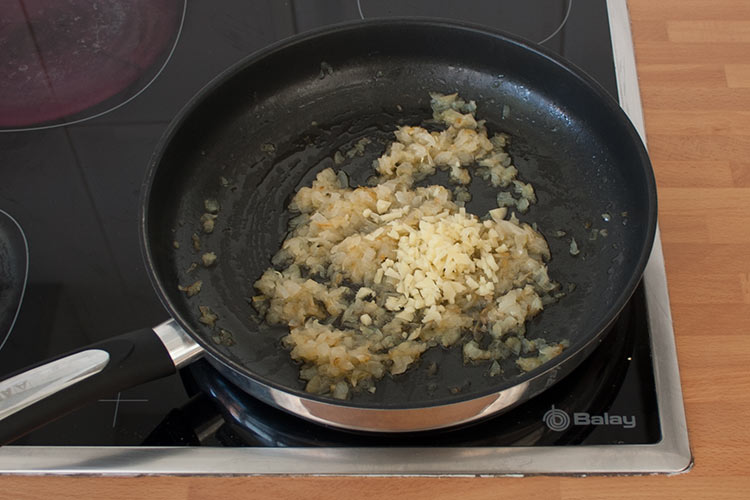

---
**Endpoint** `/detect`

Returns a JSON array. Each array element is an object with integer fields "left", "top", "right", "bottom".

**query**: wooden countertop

[{"left": 2, "top": 0, "right": 749, "bottom": 498}]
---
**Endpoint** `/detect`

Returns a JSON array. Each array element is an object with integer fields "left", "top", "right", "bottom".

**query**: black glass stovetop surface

[{"left": 0, "top": 0, "right": 660, "bottom": 447}]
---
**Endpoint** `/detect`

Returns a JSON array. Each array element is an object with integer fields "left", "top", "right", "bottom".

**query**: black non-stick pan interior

[{"left": 143, "top": 20, "right": 656, "bottom": 409}]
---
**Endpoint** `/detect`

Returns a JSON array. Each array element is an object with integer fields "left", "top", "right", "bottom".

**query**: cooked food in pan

[{"left": 253, "top": 93, "right": 568, "bottom": 399}]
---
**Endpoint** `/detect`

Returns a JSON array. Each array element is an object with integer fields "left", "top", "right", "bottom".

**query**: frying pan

[{"left": 0, "top": 19, "right": 656, "bottom": 443}]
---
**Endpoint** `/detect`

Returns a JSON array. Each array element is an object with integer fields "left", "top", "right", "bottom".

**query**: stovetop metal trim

[{"left": 0, "top": 0, "right": 692, "bottom": 476}]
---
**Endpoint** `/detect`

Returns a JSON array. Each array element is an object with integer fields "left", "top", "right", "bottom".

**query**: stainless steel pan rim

[{"left": 205, "top": 320, "right": 612, "bottom": 432}]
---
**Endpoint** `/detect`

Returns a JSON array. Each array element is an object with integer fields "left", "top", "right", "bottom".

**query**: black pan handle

[{"left": 0, "top": 320, "right": 203, "bottom": 444}]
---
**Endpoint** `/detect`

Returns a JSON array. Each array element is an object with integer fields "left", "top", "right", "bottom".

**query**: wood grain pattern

[
  {"left": 2, "top": 0, "right": 750, "bottom": 497},
  {"left": 633, "top": 42, "right": 750, "bottom": 64},
  {"left": 629, "top": 0, "right": 750, "bottom": 21},
  {"left": 639, "top": 1, "right": 750, "bottom": 496},
  {"left": 636, "top": 64, "right": 728, "bottom": 87},
  {"left": 667, "top": 21, "right": 750, "bottom": 43},
  {"left": 725, "top": 64, "right": 750, "bottom": 87}
]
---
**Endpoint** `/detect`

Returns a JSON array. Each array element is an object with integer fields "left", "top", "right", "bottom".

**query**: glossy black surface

[
  {"left": 0, "top": 0, "right": 183, "bottom": 129},
  {"left": 0, "top": 0, "right": 661, "bottom": 447}
]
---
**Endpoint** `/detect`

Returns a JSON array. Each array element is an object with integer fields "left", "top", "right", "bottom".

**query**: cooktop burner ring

[
  {"left": 0, "top": 0, "right": 186, "bottom": 133},
  {"left": 355, "top": 0, "right": 574, "bottom": 46}
]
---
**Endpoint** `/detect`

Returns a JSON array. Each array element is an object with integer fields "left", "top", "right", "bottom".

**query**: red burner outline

[{"left": 0, "top": 0, "right": 186, "bottom": 131}]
